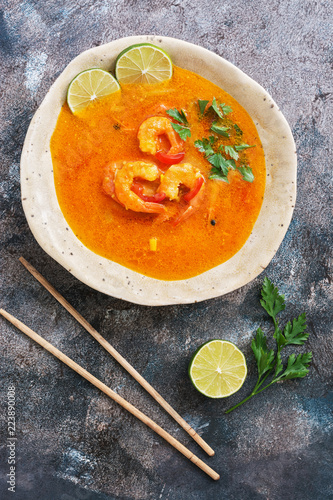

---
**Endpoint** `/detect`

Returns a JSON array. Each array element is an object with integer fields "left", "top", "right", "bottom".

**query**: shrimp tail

[
  {"left": 102, "top": 175, "right": 116, "bottom": 197},
  {"left": 140, "top": 202, "right": 166, "bottom": 214},
  {"left": 172, "top": 206, "right": 194, "bottom": 227}
]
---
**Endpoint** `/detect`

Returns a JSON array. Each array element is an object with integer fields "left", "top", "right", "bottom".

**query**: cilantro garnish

[
  {"left": 208, "top": 154, "right": 230, "bottom": 175},
  {"left": 207, "top": 97, "right": 233, "bottom": 118},
  {"left": 220, "top": 103, "right": 233, "bottom": 115},
  {"left": 209, "top": 169, "right": 229, "bottom": 183},
  {"left": 225, "top": 278, "right": 312, "bottom": 414},
  {"left": 166, "top": 108, "right": 191, "bottom": 141},
  {"left": 234, "top": 124, "right": 243, "bottom": 135},
  {"left": 170, "top": 122, "right": 191, "bottom": 141},
  {"left": 166, "top": 108, "right": 188, "bottom": 124},
  {"left": 194, "top": 137, "right": 215, "bottom": 156},
  {"left": 208, "top": 155, "right": 235, "bottom": 181},
  {"left": 198, "top": 99, "right": 209, "bottom": 117},
  {"left": 195, "top": 133, "right": 253, "bottom": 183},
  {"left": 210, "top": 123, "right": 229, "bottom": 137},
  {"left": 210, "top": 97, "right": 224, "bottom": 119},
  {"left": 234, "top": 143, "right": 256, "bottom": 151},
  {"left": 168, "top": 100, "right": 256, "bottom": 183},
  {"left": 223, "top": 145, "right": 239, "bottom": 160},
  {"left": 237, "top": 165, "right": 254, "bottom": 183},
  {"left": 207, "top": 155, "right": 236, "bottom": 182}
]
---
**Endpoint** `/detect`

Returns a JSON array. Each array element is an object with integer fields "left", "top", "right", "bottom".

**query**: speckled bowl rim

[{"left": 21, "top": 35, "right": 296, "bottom": 306}]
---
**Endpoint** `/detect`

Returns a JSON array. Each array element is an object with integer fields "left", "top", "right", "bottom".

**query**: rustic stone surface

[{"left": 0, "top": 1, "right": 332, "bottom": 499}]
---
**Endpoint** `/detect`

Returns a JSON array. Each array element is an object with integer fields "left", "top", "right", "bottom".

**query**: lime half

[
  {"left": 115, "top": 43, "right": 173, "bottom": 84},
  {"left": 189, "top": 340, "right": 247, "bottom": 398},
  {"left": 67, "top": 68, "right": 120, "bottom": 113}
]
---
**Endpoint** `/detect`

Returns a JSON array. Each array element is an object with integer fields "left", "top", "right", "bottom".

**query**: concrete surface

[{"left": 0, "top": 1, "right": 332, "bottom": 499}]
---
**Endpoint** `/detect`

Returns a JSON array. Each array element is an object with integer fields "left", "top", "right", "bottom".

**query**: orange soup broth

[{"left": 51, "top": 66, "right": 265, "bottom": 280}]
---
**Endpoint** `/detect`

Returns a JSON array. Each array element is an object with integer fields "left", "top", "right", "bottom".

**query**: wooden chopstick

[
  {"left": 19, "top": 257, "right": 214, "bottom": 457},
  {"left": 0, "top": 309, "right": 219, "bottom": 480}
]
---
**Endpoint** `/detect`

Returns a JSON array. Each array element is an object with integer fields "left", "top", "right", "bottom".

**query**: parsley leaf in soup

[
  {"left": 225, "top": 159, "right": 236, "bottom": 170},
  {"left": 235, "top": 143, "right": 256, "bottom": 151},
  {"left": 208, "top": 153, "right": 230, "bottom": 175},
  {"left": 210, "top": 123, "right": 230, "bottom": 137},
  {"left": 194, "top": 138, "right": 215, "bottom": 157},
  {"left": 207, "top": 98, "right": 233, "bottom": 118},
  {"left": 220, "top": 103, "right": 233, "bottom": 115},
  {"left": 210, "top": 97, "right": 224, "bottom": 119},
  {"left": 166, "top": 108, "right": 188, "bottom": 125},
  {"left": 171, "top": 122, "right": 191, "bottom": 141},
  {"left": 237, "top": 166, "right": 254, "bottom": 183},
  {"left": 198, "top": 99, "right": 209, "bottom": 116},
  {"left": 234, "top": 124, "right": 243, "bottom": 135},
  {"left": 209, "top": 168, "right": 229, "bottom": 183},
  {"left": 223, "top": 145, "right": 239, "bottom": 160},
  {"left": 167, "top": 107, "right": 191, "bottom": 141}
]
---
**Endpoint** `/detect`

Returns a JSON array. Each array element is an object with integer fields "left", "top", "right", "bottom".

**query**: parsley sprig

[
  {"left": 225, "top": 278, "right": 312, "bottom": 414},
  {"left": 195, "top": 98, "right": 255, "bottom": 183},
  {"left": 198, "top": 97, "right": 232, "bottom": 118},
  {"left": 194, "top": 135, "right": 254, "bottom": 183},
  {"left": 166, "top": 100, "right": 256, "bottom": 183},
  {"left": 166, "top": 108, "right": 191, "bottom": 141}
]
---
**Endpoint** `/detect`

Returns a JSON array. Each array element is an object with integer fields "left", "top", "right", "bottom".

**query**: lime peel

[
  {"left": 67, "top": 68, "right": 120, "bottom": 114},
  {"left": 189, "top": 340, "right": 247, "bottom": 399},
  {"left": 115, "top": 43, "right": 173, "bottom": 85}
]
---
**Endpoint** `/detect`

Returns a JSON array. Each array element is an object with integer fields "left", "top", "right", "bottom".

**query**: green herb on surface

[
  {"left": 198, "top": 99, "right": 209, "bottom": 116},
  {"left": 208, "top": 97, "right": 233, "bottom": 118},
  {"left": 210, "top": 122, "right": 230, "bottom": 137},
  {"left": 220, "top": 103, "right": 233, "bottom": 115},
  {"left": 194, "top": 137, "right": 215, "bottom": 156},
  {"left": 225, "top": 278, "right": 312, "bottom": 414},
  {"left": 208, "top": 154, "right": 237, "bottom": 182},
  {"left": 166, "top": 108, "right": 191, "bottom": 140},
  {"left": 223, "top": 145, "right": 239, "bottom": 160},
  {"left": 234, "top": 124, "right": 243, "bottom": 135},
  {"left": 236, "top": 165, "right": 254, "bottom": 183},
  {"left": 166, "top": 108, "right": 188, "bottom": 124},
  {"left": 210, "top": 97, "right": 224, "bottom": 119},
  {"left": 170, "top": 122, "right": 191, "bottom": 140},
  {"left": 234, "top": 143, "right": 256, "bottom": 151}
]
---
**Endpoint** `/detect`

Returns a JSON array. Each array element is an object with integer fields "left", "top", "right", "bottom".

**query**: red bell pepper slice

[
  {"left": 155, "top": 151, "right": 185, "bottom": 165},
  {"left": 131, "top": 183, "right": 166, "bottom": 203},
  {"left": 183, "top": 177, "right": 204, "bottom": 202}
]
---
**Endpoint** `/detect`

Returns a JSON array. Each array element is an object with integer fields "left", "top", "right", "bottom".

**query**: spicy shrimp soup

[{"left": 50, "top": 66, "right": 265, "bottom": 280}]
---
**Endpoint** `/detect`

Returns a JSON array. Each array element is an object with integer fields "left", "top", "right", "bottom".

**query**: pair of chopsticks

[{"left": 0, "top": 257, "right": 219, "bottom": 480}]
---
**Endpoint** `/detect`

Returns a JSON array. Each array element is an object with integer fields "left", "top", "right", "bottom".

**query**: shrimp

[
  {"left": 156, "top": 163, "right": 205, "bottom": 226},
  {"left": 102, "top": 163, "right": 118, "bottom": 198},
  {"left": 157, "top": 163, "right": 205, "bottom": 202},
  {"left": 137, "top": 116, "right": 184, "bottom": 156},
  {"left": 114, "top": 161, "right": 165, "bottom": 214}
]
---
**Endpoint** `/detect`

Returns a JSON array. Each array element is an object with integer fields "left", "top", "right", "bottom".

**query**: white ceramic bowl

[{"left": 21, "top": 35, "right": 296, "bottom": 306}]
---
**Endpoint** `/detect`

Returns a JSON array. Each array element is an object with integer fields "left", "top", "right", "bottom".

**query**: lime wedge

[
  {"left": 189, "top": 340, "right": 247, "bottom": 398},
  {"left": 67, "top": 68, "right": 120, "bottom": 113},
  {"left": 115, "top": 43, "right": 173, "bottom": 84}
]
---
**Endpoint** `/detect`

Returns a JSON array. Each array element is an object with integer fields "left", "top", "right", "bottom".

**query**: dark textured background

[{"left": 0, "top": 1, "right": 332, "bottom": 499}]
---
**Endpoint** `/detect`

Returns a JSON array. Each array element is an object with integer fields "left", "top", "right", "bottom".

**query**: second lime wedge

[
  {"left": 115, "top": 43, "right": 173, "bottom": 84},
  {"left": 67, "top": 68, "right": 120, "bottom": 113},
  {"left": 189, "top": 340, "right": 247, "bottom": 398}
]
